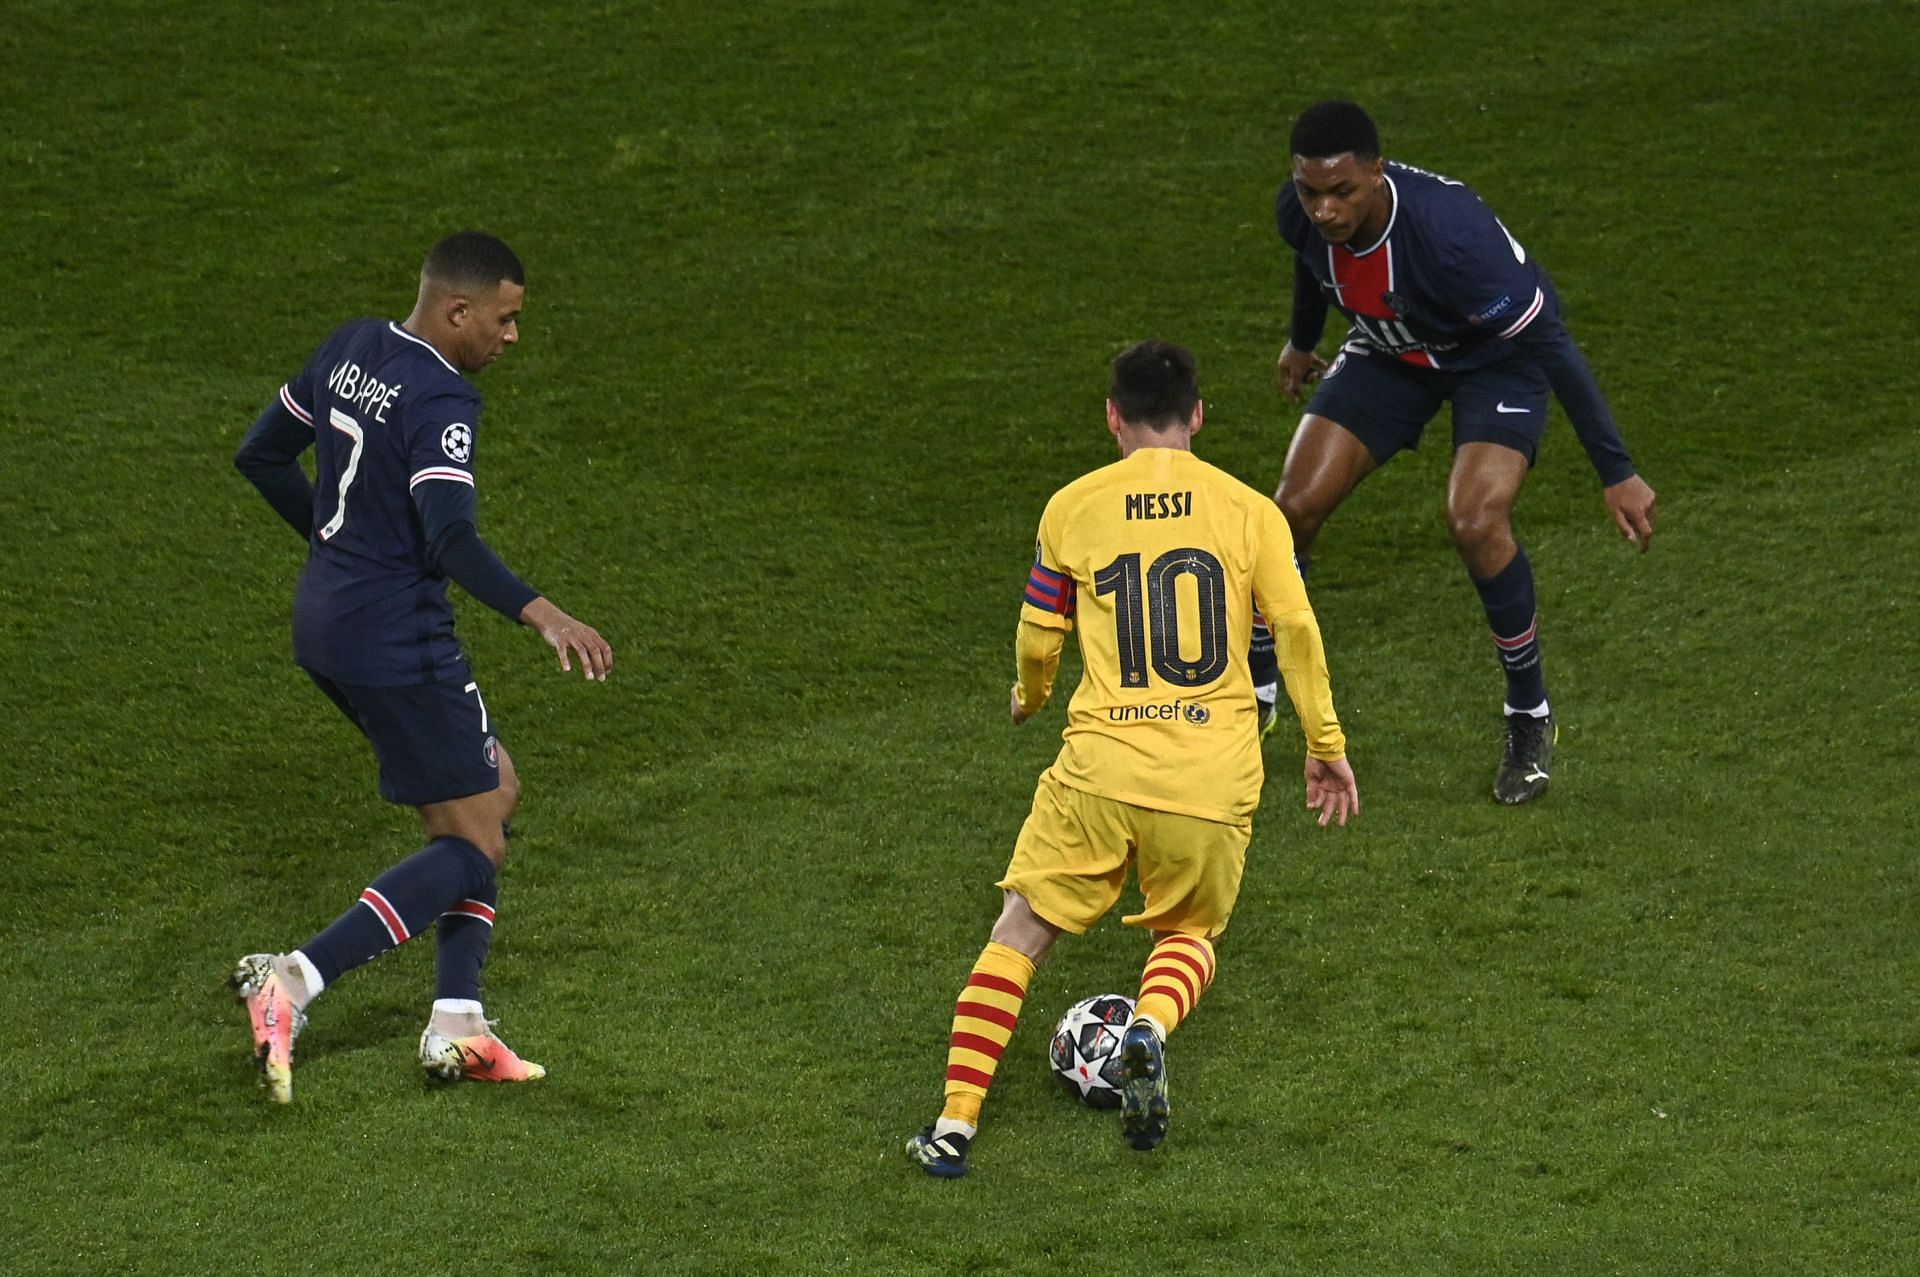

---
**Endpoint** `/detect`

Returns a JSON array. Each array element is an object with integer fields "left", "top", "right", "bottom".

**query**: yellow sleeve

[
  {"left": 1251, "top": 503, "right": 1345, "bottom": 759},
  {"left": 1267, "top": 608, "right": 1346, "bottom": 760},
  {"left": 1017, "top": 501, "right": 1076, "bottom": 633},
  {"left": 1013, "top": 619, "right": 1066, "bottom": 715}
]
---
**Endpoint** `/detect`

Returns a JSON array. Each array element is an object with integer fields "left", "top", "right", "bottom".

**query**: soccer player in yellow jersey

[{"left": 907, "top": 340, "right": 1359, "bottom": 1178}]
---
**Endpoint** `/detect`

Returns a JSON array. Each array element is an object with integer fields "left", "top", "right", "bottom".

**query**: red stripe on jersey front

[
  {"left": 1329, "top": 241, "right": 1393, "bottom": 320},
  {"left": 948, "top": 1031, "right": 1008, "bottom": 1061},
  {"left": 1329, "top": 242, "right": 1439, "bottom": 370},
  {"left": 279, "top": 384, "right": 314, "bottom": 426},
  {"left": 359, "top": 888, "right": 409, "bottom": 944},
  {"left": 965, "top": 971, "right": 1027, "bottom": 1000},
  {"left": 953, "top": 1000, "right": 1019, "bottom": 1032}
]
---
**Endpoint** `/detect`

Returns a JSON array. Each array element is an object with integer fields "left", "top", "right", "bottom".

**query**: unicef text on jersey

[{"left": 1109, "top": 700, "right": 1212, "bottom": 726}]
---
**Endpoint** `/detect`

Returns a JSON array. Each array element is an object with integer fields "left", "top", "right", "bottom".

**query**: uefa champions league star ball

[{"left": 1048, "top": 994, "right": 1136, "bottom": 1109}]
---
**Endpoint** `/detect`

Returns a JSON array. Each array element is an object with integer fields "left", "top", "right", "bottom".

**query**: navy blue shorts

[
  {"left": 305, "top": 669, "right": 501, "bottom": 807},
  {"left": 1304, "top": 345, "right": 1551, "bottom": 464}
]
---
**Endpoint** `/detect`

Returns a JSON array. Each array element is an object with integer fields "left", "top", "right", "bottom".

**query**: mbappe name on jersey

[
  {"left": 1124, "top": 491, "right": 1192, "bottom": 521},
  {"left": 325, "top": 359, "right": 403, "bottom": 424}
]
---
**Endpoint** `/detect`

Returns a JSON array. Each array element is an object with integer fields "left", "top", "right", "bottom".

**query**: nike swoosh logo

[
  {"left": 1524, "top": 767, "right": 1549, "bottom": 782},
  {"left": 1495, "top": 402, "right": 1530, "bottom": 414}
]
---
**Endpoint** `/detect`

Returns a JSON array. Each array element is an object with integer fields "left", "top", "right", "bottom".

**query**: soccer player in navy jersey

[
  {"left": 229, "top": 231, "right": 612, "bottom": 1102},
  {"left": 1246, "top": 101, "right": 1658, "bottom": 804}
]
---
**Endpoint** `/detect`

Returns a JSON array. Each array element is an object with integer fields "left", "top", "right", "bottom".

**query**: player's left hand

[
  {"left": 1603, "top": 474, "right": 1658, "bottom": 552},
  {"left": 1010, "top": 686, "right": 1033, "bottom": 726},
  {"left": 1304, "top": 756, "right": 1359, "bottom": 828},
  {"left": 521, "top": 597, "right": 614, "bottom": 681}
]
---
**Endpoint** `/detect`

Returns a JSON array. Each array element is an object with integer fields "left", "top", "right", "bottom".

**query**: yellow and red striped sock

[
  {"left": 939, "top": 942, "right": 1035, "bottom": 1126},
  {"left": 1134, "top": 934, "right": 1217, "bottom": 1038}
]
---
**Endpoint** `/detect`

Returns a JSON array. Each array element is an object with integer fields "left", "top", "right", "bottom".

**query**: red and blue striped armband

[{"left": 1023, "top": 562, "right": 1076, "bottom": 617}]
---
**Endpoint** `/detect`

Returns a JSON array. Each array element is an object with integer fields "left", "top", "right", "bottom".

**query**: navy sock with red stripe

[
  {"left": 301, "top": 836, "right": 496, "bottom": 987},
  {"left": 1471, "top": 546, "right": 1549, "bottom": 714},
  {"left": 434, "top": 873, "right": 499, "bottom": 1002}
]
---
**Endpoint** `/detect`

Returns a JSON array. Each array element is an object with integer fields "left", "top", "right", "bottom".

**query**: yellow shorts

[{"left": 997, "top": 774, "right": 1250, "bottom": 939}]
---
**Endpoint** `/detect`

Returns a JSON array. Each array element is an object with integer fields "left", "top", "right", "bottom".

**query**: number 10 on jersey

[{"left": 1092, "top": 548, "right": 1229, "bottom": 689}]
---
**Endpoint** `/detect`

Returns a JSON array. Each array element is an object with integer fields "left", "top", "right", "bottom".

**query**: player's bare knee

[
  {"left": 1275, "top": 487, "right": 1329, "bottom": 549},
  {"left": 475, "top": 835, "right": 509, "bottom": 870},
  {"left": 991, "top": 890, "right": 1061, "bottom": 965},
  {"left": 1446, "top": 502, "right": 1510, "bottom": 557}
]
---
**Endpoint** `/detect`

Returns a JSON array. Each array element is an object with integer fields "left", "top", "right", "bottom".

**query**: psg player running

[
  {"left": 230, "top": 232, "right": 612, "bottom": 1102},
  {"left": 1248, "top": 101, "right": 1657, "bottom": 804}
]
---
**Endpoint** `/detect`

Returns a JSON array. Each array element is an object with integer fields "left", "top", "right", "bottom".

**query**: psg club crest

[
  {"left": 441, "top": 423, "right": 474, "bottom": 463},
  {"left": 484, "top": 736, "right": 499, "bottom": 768}
]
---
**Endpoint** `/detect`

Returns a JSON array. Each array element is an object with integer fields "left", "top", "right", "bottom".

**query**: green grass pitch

[{"left": 3, "top": 2, "right": 1916, "bottom": 1273}]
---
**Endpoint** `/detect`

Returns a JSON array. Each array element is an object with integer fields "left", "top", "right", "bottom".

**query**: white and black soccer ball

[{"left": 1048, "top": 993, "right": 1136, "bottom": 1109}]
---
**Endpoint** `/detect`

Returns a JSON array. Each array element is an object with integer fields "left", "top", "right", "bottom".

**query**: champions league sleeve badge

[{"left": 440, "top": 423, "right": 474, "bottom": 463}]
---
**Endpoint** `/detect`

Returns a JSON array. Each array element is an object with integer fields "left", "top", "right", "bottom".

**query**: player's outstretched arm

[
  {"left": 1304, "top": 756, "right": 1358, "bottom": 828},
  {"left": 520, "top": 597, "right": 613, "bottom": 682},
  {"left": 1503, "top": 317, "right": 1656, "bottom": 551},
  {"left": 1603, "top": 473, "right": 1658, "bottom": 553}
]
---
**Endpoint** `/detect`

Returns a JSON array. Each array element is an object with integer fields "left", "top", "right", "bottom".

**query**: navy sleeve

[
  {"left": 1428, "top": 192, "right": 1636, "bottom": 485},
  {"left": 1505, "top": 312, "right": 1637, "bottom": 485},
  {"left": 234, "top": 397, "right": 315, "bottom": 539},
  {"left": 1276, "top": 184, "right": 1328, "bottom": 351},
  {"left": 413, "top": 479, "right": 540, "bottom": 621},
  {"left": 1290, "top": 255, "right": 1328, "bottom": 353}
]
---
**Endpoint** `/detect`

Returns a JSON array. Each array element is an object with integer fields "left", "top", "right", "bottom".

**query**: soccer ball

[{"left": 1048, "top": 993, "right": 1136, "bottom": 1109}]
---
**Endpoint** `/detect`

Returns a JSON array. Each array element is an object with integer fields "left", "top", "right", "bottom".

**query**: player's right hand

[
  {"left": 1602, "top": 473, "right": 1658, "bottom": 553},
  {"left": 1304, "top": 756, "right": 1358, "bottom": 828},
  {"left": 1275, "top": 343, "right": 1330, "bottom": 404},
  {"left": 521, "top": 597, "right": 613, "bottom": 681}
]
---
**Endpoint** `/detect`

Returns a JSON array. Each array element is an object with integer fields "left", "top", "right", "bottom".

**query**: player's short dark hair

[
  {"left": 1290, "top": 100, "right": 1380, "bottom": 161},
  {"left": 422, "top": 231, "right": 524, "bottom": 291},
  {"left": 1111, "top": 340, "right": 1200, "bottom": 428}
]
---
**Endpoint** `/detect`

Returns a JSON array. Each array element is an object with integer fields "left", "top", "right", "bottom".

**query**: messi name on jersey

[{"left": 1124, "top": 491, "right": 1193, "bottom": 521}]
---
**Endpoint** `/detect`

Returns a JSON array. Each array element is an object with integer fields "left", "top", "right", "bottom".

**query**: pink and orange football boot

[
  {"left": 229, "top": 953, "right": 307, "bottom": 1104},
  {"left": 418, "top": 1023, "right": 547, "bottom": 1084}
]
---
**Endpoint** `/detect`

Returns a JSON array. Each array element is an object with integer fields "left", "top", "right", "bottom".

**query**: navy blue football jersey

[
  {"left": 1278, "top": 161, "right": 1556, "bottom": 373},
  {"left": 278, "top": 320, "right": 482, "bottom": 686}
]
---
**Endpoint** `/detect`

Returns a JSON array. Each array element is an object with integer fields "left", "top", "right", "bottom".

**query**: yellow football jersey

[{"left": 1017, "top": 446, "right": 1344, "bottom": 825}]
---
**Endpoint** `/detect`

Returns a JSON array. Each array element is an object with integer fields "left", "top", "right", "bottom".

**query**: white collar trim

[
  {"left": 1346, "top": 174, "right": 1399, "bottom": 257},
  {"left": 389, "top": 322, "right": 461, "bottom": 376}
]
